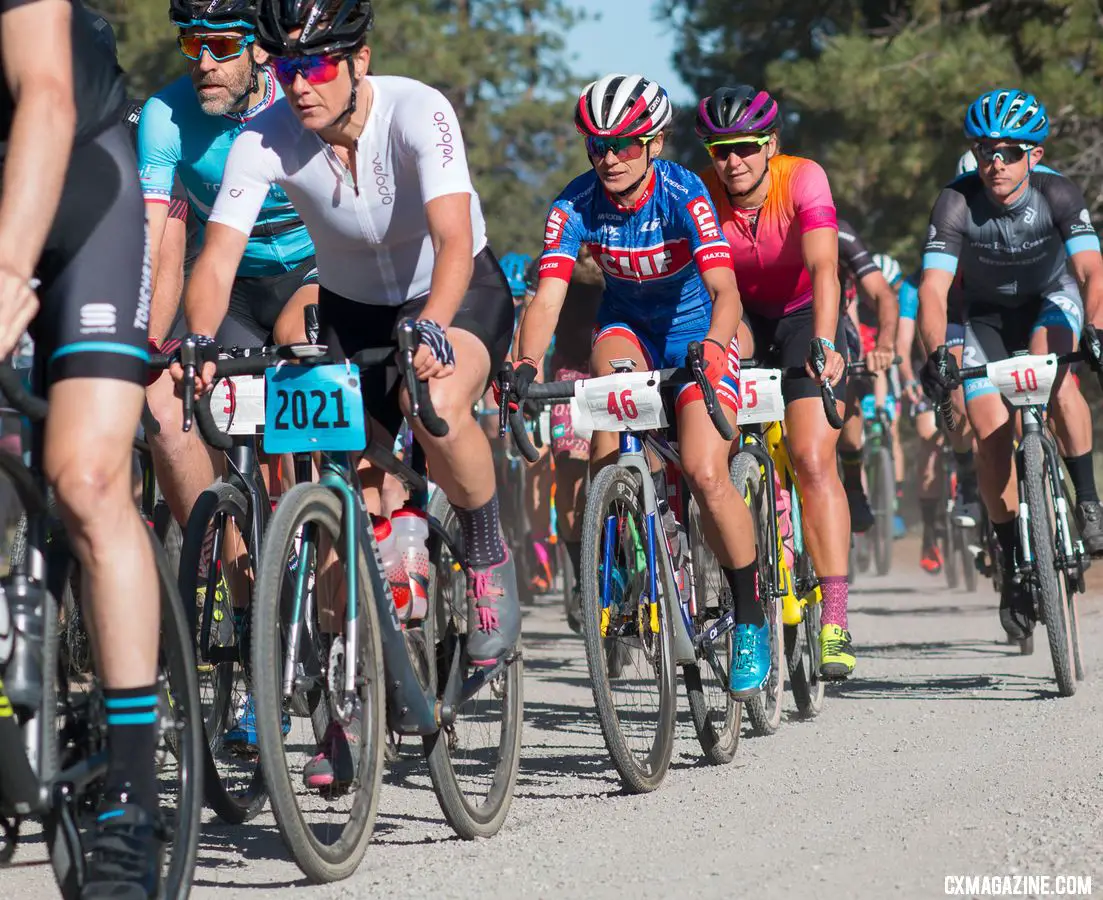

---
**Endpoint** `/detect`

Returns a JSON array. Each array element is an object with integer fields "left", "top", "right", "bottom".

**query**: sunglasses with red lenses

[
  {"left": 585, "top": 135, "right": 654, "bottom": 161},
  {"left": 271, "top": 53, "right": 348, "bottom": 86},
  {"left": 177, "top": 32, "right": 254, "bottom": 62}
]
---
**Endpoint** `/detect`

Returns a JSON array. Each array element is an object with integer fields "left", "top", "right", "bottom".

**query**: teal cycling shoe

[{"left": 728, "top": 622, "right": 771, "bottom": 699}]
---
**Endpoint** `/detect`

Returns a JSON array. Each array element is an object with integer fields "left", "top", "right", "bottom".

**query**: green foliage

[
  {"left": 665, "top": 0, "right": 1103, "bottom": 268},
  {"left": 105, "top": 0, "right": 591, "bottom": 255}
]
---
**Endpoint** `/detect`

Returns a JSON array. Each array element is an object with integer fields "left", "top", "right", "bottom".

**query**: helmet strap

[
  {"left": 611, "top": 141, "right": 654, "bottom": 205},
  {"left": 727, "top": 159, "right": 771, "bottom": 202},
  {"left": 325, "top": 57, "right": 359, "bottom": 131}
]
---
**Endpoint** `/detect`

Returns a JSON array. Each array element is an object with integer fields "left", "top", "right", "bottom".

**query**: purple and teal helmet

[
  {"left": 695, "top": 85, "right": 779, "bottom": 140},
  {"left": 964, "top": 89, "right": 1049, "bottom": 144}
]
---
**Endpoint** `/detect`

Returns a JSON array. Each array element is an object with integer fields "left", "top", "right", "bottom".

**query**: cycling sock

[
  {"left": 819, "top": 575, "right": 848, "bottom": 629},
  {"left": 1062, "top": 453, "right": 1099, "bottom": 504},
  {"left": 723, "top": 560, "right": 763, "bottom": 627},
  {"left": 103, "top": 685, "right": 160, "bottom": 812},
  {"left": 564, "top": 540, "right": 582, "bottom": 588},
  {"left": 840, "top": 449, "right": 864, "bottom": 491},
  {"left": 920, "top": 498, "right": 938, "bottom": 543},
  {"left": 457, "top": 494, "right": 507, "bottom": 569},
  {"left": 896, "top": 481, "right": 904, "bottom": 510},
  {"left": 993, "top": 518, "right": 1020, "bottom": 570}
]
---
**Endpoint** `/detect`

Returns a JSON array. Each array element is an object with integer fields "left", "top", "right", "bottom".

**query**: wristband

[{"left": 815, "top": 337, "right": 836, "bottom": 352}]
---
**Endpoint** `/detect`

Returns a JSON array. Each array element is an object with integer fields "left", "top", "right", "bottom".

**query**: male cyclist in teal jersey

[
  {"left": 919, "top": 89, "right": 1103, "bottom": 640},
  {"left": 138, "top": 0, "right": 319, "bottom": 754},
  {"left": 0, "top": 1, "right": 165, "bottom": 894}
]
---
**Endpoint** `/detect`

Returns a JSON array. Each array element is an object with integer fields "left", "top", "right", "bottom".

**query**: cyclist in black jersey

[
  {"left": 836, "top": 218, "right": 899, "bottom": 533},
  {"left": 918, "top": 89, "right": 1103, "bottom": 638},
  {"left": 0, "top": 1, "right": 164, "bottom": 896}
]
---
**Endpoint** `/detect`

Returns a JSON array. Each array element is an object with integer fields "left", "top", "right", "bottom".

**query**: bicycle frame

[{"left": 282, "top": 443, "right": 511, "bottom": 737}]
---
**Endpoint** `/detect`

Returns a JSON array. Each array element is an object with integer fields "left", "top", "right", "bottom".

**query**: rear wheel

[
  {"left": 422, "top": 494, "right": 523, "bottom": 838},
  {"left": 731, "top": 454, "right": 783, "bottom": 736},
  {"left": 682, "top": 489, "right": 741, "bottom": 765},
  {"left": 787, "top": 486, "right": 825, "bottom": 718}
]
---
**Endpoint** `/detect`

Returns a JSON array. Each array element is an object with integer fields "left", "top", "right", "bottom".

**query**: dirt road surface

[{"left": 6, "top": 541, "right": 1101, "bottom": 899}]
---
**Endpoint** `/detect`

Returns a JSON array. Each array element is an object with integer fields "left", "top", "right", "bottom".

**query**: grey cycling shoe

[{"left": 466, "top": 547, "right": 522, "bottom": 666}]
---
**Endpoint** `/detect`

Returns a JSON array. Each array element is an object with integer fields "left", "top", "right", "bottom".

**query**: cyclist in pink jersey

[{"left": 696, "top": 84, "right": 855, "bottom": 679}]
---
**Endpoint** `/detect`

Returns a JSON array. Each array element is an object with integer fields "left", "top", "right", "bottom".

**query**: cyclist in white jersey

[{"left": 173, "top": 0, "right": 521, "bottom": 784}]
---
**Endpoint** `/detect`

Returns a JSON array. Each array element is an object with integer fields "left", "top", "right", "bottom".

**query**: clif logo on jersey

[
  {"left": 686, "top": 199, "right": 721, "bottom": 243},
  {"left": 590, "top": 239, "right": 693, "bottom": 280},
  {"left": 545, "top": 207, "right": 568, "bottom": 250}
]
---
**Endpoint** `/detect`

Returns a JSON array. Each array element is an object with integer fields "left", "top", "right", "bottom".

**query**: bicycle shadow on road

[
  {"left": 860, "top": 638, "right": 1018, "bottom": 660},
  {"left": 853, "top": 603, "right": 991, "bottom": 618},
  {"left": 826, "top": 671, "right": 1062, "bottom": 701},
  {"left": 192, "top": 820, "right": 313, "bottom": 890}
]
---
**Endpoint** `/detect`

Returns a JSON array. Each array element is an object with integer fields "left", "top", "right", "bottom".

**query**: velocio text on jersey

[
  {"left": 433, "top": 112, "right": 454, "bottom": 166},
  {"left": 373, "top": 153, "right": 393, "bottom": 205}
]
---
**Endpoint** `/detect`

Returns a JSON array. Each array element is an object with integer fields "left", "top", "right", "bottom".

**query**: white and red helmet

[{"left": 575, "top": 74, "right": 673, "bottom": 139}]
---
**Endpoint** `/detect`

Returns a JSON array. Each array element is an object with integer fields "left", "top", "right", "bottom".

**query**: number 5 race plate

[{"left": 263, "top": 364, "right": 367, "bottom": 454}]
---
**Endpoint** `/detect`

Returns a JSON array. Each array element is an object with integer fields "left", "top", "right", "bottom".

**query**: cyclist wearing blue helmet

[
  {"left": 500, "top": 251, "right": 534, "bottom": 302},
  {"left": 918, "top": 88, "right": 1103, "bottom": 640}
]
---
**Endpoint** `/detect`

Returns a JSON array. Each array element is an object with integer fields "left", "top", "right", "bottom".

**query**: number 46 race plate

[
  {"left": 263, "top": 364, "right": 367, "bottom": 454},
  {"left": 575, "top": 371, "right": 667, "bottom": 433}
]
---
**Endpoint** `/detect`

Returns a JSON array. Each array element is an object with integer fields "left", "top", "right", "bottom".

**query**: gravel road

[{"left": 7, "top": 541, "right": 1102, "bottom": 899}]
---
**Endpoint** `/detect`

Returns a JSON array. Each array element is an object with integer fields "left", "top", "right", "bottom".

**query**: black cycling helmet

[
  {"left": 170, "top": 0, "right": 257, "bottom": 29},
  {"left": 256, "top": 0, "right": 373, "bottom": 57}
]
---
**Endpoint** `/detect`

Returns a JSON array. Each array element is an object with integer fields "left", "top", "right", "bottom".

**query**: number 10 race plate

[{"left": 263, "top": 364, "right": 367, "bottom": 454}]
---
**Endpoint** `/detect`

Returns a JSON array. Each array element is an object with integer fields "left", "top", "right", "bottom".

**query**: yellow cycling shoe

[{"left": 819, "top": 623, "right": 855, "bottom": 680}]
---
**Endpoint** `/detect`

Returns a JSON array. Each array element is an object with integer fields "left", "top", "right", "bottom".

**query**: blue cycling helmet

[
  {"left": 500, "top": 252, "right": 534, "bottom": 297},
  {"left": 964, "top": 89, "right": 1049, "bottom": 144}
]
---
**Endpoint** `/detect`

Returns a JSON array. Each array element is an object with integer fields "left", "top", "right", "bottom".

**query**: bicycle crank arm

[{"left": 693, "top": 608, "right": 735, "bottom": 652}]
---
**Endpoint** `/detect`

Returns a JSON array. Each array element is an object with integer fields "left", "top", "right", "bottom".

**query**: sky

[{"left": 564, "top": 0, "right": 694, "bottom": 104}]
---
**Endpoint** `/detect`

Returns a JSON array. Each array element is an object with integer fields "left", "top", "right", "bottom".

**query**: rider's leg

[
  {"left": 838, "top": 379, "right": 870, "bottom": 528},
  {"left": 46, "top": 378, "right": 160, "bottom": 806},
  {"left": 914, "top": 409, "right": 943, "bottom": 567}
]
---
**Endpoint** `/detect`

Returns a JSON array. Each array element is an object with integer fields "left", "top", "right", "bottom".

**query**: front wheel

[
  {"left": 871, "top": 446, "right": 894, "bottom": 576},
  {"left": 1020, "top": 436, "right": 1074, "bottom": 697},
  {"left": 580, "top": 464, "right": 676, "bottom": 793}
]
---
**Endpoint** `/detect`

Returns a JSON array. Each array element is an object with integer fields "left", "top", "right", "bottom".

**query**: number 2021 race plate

[{"left": 264, "top": 364, "right": 367, "bottom": 454}]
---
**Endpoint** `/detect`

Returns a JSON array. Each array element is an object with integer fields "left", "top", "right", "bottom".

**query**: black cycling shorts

[
  {"left": 317, "top": 246, "right": 514, "bottom": 439},
  {"left": 31, "top": 123, "right": 150, "bottom": 387},
  {"left": 171, "top": 257, "right": 319, "bottom": 348},
  {"left": 743, "top": 303, "right": 849, "bottom": 404}
]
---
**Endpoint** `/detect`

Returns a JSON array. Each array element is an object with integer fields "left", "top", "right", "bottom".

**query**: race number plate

[
  {"left": 575, "top": 371, "right": 667, "bottom": 433},
  {"left": 987, "top": 354, "right": 1058, "bottom": 407},
  {"left": 736, "top": 368, "right": 784, "bottom": 425},
  {"left": 210, "top": 375, "right": 266, "bottom": 435},
  {"left": 263, "top": 364, "right": 366, "bottom": 453}
]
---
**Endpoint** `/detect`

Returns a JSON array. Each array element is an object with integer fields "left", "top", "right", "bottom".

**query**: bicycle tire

[
  {"left": 580, "top": 465, "right": 676, "bottom": 794},
  {"left": 731, "top": 454, "right": 783, "bottom": 736},
  {"left": 682, "top": 485, "right": 741, "bottom": 764},
  {"left": 178, "top": 481, "right": 267, "bottom": 824},
  {"left": 872, "top": 446, "right": 894, "bottom": 576},
  {"left": 956, "top": 523, "right": 978, "bottom": 593},
  {"left": 1020, "top": 435, "right": 1074, "bottom": 697},
  {"left": 422, "top": 493, "right": 523, "bottom": 838},
  {"left": 940, "top": 499, "right": 959, "bottom": 590},
  {"left": 787, "top": 487, "right": 825, "bottom": 718},
  {"left": 252, "top": 483, "right": 386, "bottom": 883},
  {"left": 151, "top": 532, "right": 205, "bottom": 898}
]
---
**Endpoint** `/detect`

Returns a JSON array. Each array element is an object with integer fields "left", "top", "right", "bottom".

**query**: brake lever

[{"left": 180, "top": 337, "right": 197, "bottom": 433}]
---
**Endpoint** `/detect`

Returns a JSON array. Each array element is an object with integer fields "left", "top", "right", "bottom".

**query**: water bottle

[
  {"left": 0, "top": 574, "right": 46, "bottom": 714},
  {"left": 372, "top": 516, "right": 410, "bottom": 621},
  {"left": 658, "top": 501, "right": 687, "bottom": 596},
  {"left": 392, "top": 507, "right": 430, "bottom": 620}
]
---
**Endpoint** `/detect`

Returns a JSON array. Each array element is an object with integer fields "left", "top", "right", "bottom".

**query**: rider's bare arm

[
  {"left": 803, "top": 226, "right": 841, "bottom": 342},
  {"left": 516, "top": 276, "right": 569, "bottom": 365},
  {"left": 1068, "top": 248, "right": 1103, "bottom": 330},
  {"left": 917, "top": 268, "right": 953, "bottom": 355},
  {"left": 0, "top": 0, "right": 74, "bottom": 278},
  {"left": 419, "top": 191, "right": 475, "bottom": 329},
  {"left": 183, "top": 222, "right": 249, "bottom": 338},
  {"left": 149, "top": 212, "right": 187, "bottom": 344},
  {"left": 858, "top": 269, "right": 899, "bottom": 360},
  {"left": 702, "top": 265, "right": 742, "bottom": 349}
]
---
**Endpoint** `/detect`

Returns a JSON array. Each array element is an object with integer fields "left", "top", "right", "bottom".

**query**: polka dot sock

[{"left": 457, "top": 494, "right": 507, "bottom": 569}]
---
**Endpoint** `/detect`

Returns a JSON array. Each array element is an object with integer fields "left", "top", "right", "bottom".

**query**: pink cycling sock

[{"left": 819, "top": 575, "right": 848, "bottom": 630}]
